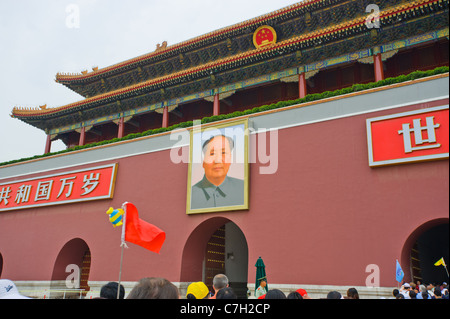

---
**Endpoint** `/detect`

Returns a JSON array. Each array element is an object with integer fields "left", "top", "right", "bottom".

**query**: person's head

[
  {"left": 434, "top": 287, "right": 442, "bottom": 297},
  {"left": 212, "top": 274, "right": 229, "bottom": 292},
  {"left": 409, "top": 290, "right": 417, "bottom": 299},
  {"left": 327, "top": 291, "right": 342, "bottom": 299},
  {"left": 396, "top": 293, "right": 405, "bottom": 299},
  {"left": 202, "top": 135, "right": 234, "bottom": 186},
  {"left": 392, "top": 289, "right": 399, "bottom": 297},
  {"left": 186, "top": 281, "right": 210, "bottom": 299},
  {"left": 127, "top": 277, "right": 179, "bottom": 299},
  {"left": 100, "top": 282, "right": 125, "bottom": 299},
  {"left": 259, "top": 278, "right": 267, "bottom": 288},
  {"left": 216, "top": 287, "right": 237, "bottom": 299},
  {"left": 296, "top": 288, "right": 311, "bottom": 299},
  {"left": 346, "top": 287, "right": 359, "bottom": 299},
  {"left": 287, "top": 291, "right": 303, "bottom": 299},
  {"left": 265, "top": 289, "right": 286, "bottom": 299}
]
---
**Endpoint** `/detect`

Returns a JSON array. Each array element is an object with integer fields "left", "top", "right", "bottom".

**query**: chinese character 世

[{"left": 398, "top": 116, "right": 441, "bottom": 153}]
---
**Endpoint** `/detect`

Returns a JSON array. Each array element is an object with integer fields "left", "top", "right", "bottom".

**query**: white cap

[{"left": 0, "top": 279, "right": 31, "bottom": 299}]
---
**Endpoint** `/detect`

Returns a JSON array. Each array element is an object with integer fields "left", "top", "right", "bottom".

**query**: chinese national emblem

[{"left": 253, "top": 25, "right": 277, "bottom": 49}]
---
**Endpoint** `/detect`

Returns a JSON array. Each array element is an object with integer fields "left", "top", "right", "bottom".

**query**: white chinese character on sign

[
  {"left": 15, "top": 184, "right": 32, "bottom": 204},
  {"left": 81, "top": 173, "right": 100, "bottom": 195},
  {"left": 0, "top": 187, "right": 12, "bottom": 205},
  {"left": 398, "top": 116, "right": 441, "bottom": 153},
  {"left": 35, "top": 180, "right": 54, "bottom": 201},
  {"left": 57, "top": 177, "right": 77, "bottom": 199}
]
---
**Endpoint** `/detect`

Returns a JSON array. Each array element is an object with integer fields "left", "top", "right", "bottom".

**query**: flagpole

[
  {"left": 444, "top": 258, "right": 449, "bottom": 278},
  {"left": 117, "top": 202, "right": 129, "bottom": 299},
  {"left": 117, "top": 243, "right": 125, "bottom": 299},
  {"left": 435, "top": 257, "right": 449, "bottom": 278}
]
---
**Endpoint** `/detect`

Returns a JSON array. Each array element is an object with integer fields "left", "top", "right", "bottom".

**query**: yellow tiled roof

[{"left": 12, "top": 0, "right": 444, "bottom": 119}]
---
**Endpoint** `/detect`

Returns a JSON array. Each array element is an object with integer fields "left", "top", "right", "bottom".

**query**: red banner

[
  {"left": 367, "top": 106, "right": 449, "bottom": 167},
  {"left": 0, "top": 164, "right": 118, "bottom": 212}
]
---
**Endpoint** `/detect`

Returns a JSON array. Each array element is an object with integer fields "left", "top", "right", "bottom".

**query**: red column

[
  {"left": 213, "top": 94, "right": 220, "bottom": 116},
  {"left": 79, "top": 127, "right": 86, "bottom": 146},
  {"left": 374, "top": 53, "right": 385, "bottom": 82},
  {"left": 162, "top": 106, "right": 169, "bottom": 128},
  {"left": 299, "top": 72, "right": 307, "bottom": 98},
  {"left": 117, "top": 117, "right": 125, "bottom": 138},
  {"left": 44, "top": 134, "right": 52, "bottom": 154}
]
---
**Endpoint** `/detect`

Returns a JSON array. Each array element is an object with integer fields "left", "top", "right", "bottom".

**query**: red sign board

[
  {"left": 366, "top": 106, "right": 449, "bottom": 167},
  {"left": 0, "top": 164, "right": 118, "bottom": 212}
]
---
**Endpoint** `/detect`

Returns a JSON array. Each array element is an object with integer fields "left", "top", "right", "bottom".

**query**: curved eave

[
  {"left": 53, "top": 0, "right": 332, "bottom": 84},
  {"left": 12, "top": 0, "right": 448, "bottom": 122}
]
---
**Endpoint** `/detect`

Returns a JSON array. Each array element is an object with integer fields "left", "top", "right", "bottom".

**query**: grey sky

[{"left": 0, "top": 0, "right": 300, "bottom": 164}]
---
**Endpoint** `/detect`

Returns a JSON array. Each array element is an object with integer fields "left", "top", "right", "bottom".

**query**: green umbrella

[{"left": 255, "top": 256, "right": 268, "bottom": 294}]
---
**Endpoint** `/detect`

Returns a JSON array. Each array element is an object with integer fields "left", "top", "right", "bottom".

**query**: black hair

[
  {"left": 216, "top": 287, "right": 237, "bottom": 299},
  {"left": 202, "top": 135, "right": 234, "bottom": 154},
  {"left": 265, "top": 289, "right": 287, "bottom": 299},
  {"left": 327, "top": 291, "right": 342, "bottom": 299},
  {"left": 100, "top": 282, "right": 125, "bottom": 299},
  {"left": 287, "top": 291, "right": 303, "bottom": 299}
]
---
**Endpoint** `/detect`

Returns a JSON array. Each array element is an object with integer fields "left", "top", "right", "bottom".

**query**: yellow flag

[{"left": 434, "top": 257, "right": 446, "bottom": 267}]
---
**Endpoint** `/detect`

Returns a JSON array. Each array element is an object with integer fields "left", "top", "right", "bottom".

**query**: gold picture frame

[{"left": 186, "top": 119, "right": 249, "bottom": 215}]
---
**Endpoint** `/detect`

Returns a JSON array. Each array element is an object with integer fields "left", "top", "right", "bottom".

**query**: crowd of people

[
  {"left": 394, "top": 281, "right": 449, "bottom": 299},
  {"left": 1, "top": 276, "right": 448, "bottom": 299},
  {"left": 96, "top": 275, "right": 366, "bottom": 300}
]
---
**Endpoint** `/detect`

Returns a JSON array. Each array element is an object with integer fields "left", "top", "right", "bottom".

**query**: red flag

[{"left": 123, "top": 202, "right": 166, "bottom": 254}]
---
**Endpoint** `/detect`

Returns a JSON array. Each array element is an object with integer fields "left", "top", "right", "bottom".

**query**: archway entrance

[
  {"left": 411, "top": 223, "right": 449, "bottom": 285},
  {"left": 181, "top": 217, "right": 249, "bottom": 299},
  {"left": 50, "top": 238, "right": 91, "bottom": 299}
]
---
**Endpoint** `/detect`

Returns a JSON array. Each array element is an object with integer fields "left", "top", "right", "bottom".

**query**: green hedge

[{"left": 1, "top": 66, "right": 448, "bottom": 167}]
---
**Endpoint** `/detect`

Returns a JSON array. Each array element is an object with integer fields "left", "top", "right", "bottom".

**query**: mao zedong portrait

[{"left": 190, "top": 134, "right": 244, "bottom": 210}]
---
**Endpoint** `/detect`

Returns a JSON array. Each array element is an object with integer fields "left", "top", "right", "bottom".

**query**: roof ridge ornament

[{"left": 155, "top": 41, "right": 168, "bottom": 52}]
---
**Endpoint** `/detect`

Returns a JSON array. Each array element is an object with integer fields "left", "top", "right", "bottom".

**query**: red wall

[{"left": 0, "top": 100, "right": 448, "bottom": 287}]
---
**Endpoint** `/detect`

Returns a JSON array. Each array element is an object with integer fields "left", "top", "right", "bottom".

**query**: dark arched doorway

[
  {"left": 50, "top": 238, "right": 91, "bottom": 299},
  {"left": 411, "top": 223, "right": 449, "bottom": 285},
  {"left": 180, "top": 217, "right": 249, "bottom": 298},
  {"left": 401, "top": 219, "right": 449, "bottom": 285}
]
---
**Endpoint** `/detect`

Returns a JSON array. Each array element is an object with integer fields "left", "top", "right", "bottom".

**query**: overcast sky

[{"left": 0, "top": 0, "right": 301, "bottom": 164}]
